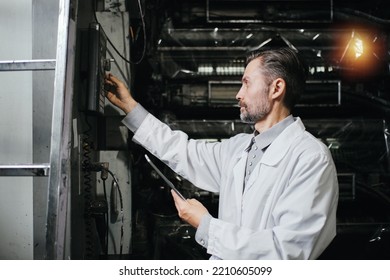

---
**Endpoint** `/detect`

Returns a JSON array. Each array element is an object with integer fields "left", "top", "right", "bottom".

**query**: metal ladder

[{"left": 0, "top": 0, "right": 74, "bottom": 259}]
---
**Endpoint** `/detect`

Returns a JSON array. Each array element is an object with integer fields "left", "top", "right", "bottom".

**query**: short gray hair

[{"left": 246, "top": 47, "right": 308, "bottom": 110}]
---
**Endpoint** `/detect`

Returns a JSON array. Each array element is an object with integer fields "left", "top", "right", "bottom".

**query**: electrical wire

[
  {"left": 132, "top": 0, "right": 147, "bottom": 64},
  {"left": 103, "top": 168, "right": 125, "bottom": 258},
  {"left": 93, "top": 0, "right": 146, "bottom": 65},
  {"left": 83, "top": 160, "right": 125, "bottom": 258},
  {"left": 102, "top": 179, "right": 109, "bottom": 258}
]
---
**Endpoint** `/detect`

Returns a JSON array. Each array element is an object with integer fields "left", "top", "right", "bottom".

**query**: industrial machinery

[
  {"left": 68, "top": 0, "right": 390, "bottom": 260},
  {"left": 125, "top": 0, "right": 390, "bottom": 260}
]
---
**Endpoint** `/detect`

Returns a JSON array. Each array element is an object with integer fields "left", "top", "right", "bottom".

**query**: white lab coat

[{"left": 130, "top": 113, "right": 339, "bottom": 260}]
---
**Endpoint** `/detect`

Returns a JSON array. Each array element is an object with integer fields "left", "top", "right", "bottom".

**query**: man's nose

[{"left": 236, "top": 85, "right": 244, "bottom": 100}]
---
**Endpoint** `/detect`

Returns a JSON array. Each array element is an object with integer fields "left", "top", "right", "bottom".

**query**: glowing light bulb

[{"left": 354, "top": 38, "right": 364, "bottom": 59}]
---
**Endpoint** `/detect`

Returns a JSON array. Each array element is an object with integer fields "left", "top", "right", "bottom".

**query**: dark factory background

[{"left": 1, "top": 0, "right": 390, "bottom": 260}]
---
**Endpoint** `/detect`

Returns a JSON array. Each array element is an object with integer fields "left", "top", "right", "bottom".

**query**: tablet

[{"left": 144, "top": 154, "right": 187, "bottom": 201}]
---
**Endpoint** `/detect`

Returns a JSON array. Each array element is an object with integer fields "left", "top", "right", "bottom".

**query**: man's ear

[{"left": 270, "top": 78, "right": 286, "bottom": 100}]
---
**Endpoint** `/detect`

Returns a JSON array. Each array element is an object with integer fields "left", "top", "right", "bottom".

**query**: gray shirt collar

[{"left": 250, "top": 115, "right": 295, "bottom": 151}]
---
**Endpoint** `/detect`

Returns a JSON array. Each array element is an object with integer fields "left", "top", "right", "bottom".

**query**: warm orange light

[
  {"left": 353, "top": 37, "right": 364, "bottom": 59},
  {"left": 333, "top": 27, "right": 385, "bottom": 80},
  {"left": 339, "top": 30, "right": 367, "bottom": 63}
]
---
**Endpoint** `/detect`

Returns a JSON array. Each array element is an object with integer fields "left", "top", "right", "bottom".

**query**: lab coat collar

[
  {"left": 260, "top": 117, "right": 306, "bottom": 166},
  {"left": 243, "top": 117, "right": 305, "bottom": 192},
  {"left": 233, "top": 117, "right": 305, "bottom": 164}
]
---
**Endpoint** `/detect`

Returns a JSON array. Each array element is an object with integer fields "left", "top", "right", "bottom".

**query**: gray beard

[
  {"left": 238, "top": 86, "right": 271, "bottom": 124},
  {"left": 240, "top": 107, "right": 269, "bottom": 124},
  {"left": 240, "top": 112, "right": 256, "bottom": 124}
]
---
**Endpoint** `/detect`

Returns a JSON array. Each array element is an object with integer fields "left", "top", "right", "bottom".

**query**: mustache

[{"left": 238, "top": 101, "right": 247, "bottom": 108}]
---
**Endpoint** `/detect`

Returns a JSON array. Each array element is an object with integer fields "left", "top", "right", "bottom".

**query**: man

[{"left": 105, "top": 47, "right": 339, "bottom": 259}]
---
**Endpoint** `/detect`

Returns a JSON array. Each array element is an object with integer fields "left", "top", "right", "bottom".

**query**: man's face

[{"left": 236, "top": 58, "right": 272, "bottom": 124}]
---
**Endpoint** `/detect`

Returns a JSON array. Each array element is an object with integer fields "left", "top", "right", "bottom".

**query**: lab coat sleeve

[
  {"left": 203, "top": 150, "right": 338, "bottom": 259},
  {"left": 130, "top": 113, "right": 225, "bottom": 193},
  {"left": 122, "top": 103, "right": 149, "bottom": 132}
]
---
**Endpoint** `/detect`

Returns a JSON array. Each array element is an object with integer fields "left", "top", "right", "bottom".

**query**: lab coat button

[
  {"left": 200, "top": 239, "right": 205, "bottom": 245},
  {"left": 249, "top": 162, "right": 253, "bottom": 166}
]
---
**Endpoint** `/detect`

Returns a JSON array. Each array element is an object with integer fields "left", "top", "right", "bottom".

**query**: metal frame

[
  {"left": 0, "top": 0, "right": 73, "bottom": 260},
  {"left": 0, "top": 59, "right": 56, "bottom": 71},
  {"left": 298, "top": 80, "right": 342, "bottom": 107},
  {"left": 0, "top": 164, "right": 50, "bottom": 176},
  {"left": 45, "top": 0, "right": 72, "bottom": 260},
  {"left": 206, "top": 0, "right": 334, "bottom": 23}
]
